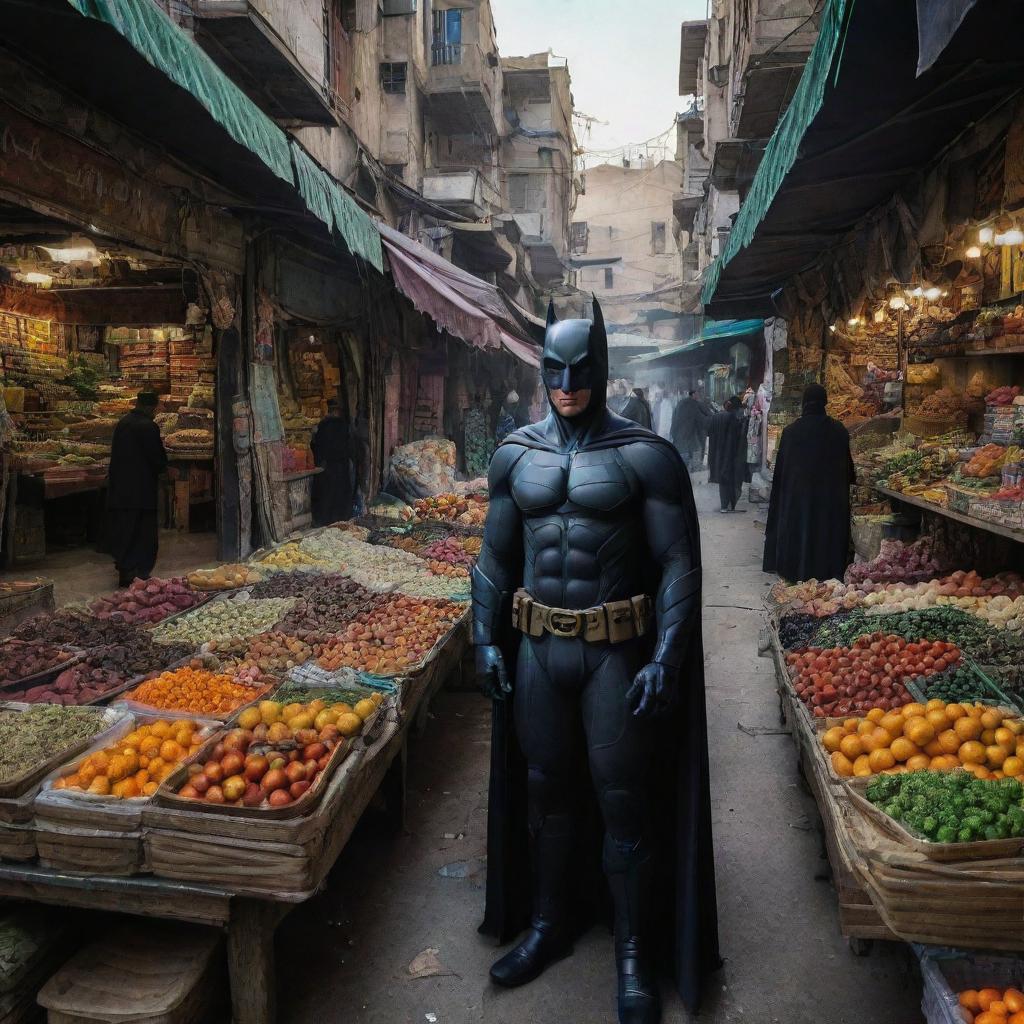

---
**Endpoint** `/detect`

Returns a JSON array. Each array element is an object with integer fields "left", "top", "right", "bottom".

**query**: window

[
  {"left": 432, "top": 8, "right": 462, "bottom": 65},
  {"left": 327, "top": 0, "right": 355, "bottom": 109},
  {"left": 508, "top": 173, "right": 546, "bottom": 213},
  {"left": 570, "top": 221, "right": 588, "bottom": 255},
  {"left": 604, "top": 267, "right": 614, "bottom": 290},
  {"left": 383, "top": 0, "right": 417, "bottom": 13},
  {"left": 380, "top": 62, "right": 408, "bottom": 94},
  {"left": 651, "top": 221, "right": 666, "bottom": 255}
]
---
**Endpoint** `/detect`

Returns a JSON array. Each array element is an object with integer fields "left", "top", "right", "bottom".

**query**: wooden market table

[{"left": 0, "top": 614, "right": 470, "bottom": 1024}]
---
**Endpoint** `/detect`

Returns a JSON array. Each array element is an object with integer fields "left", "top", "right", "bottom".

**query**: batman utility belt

[{"left": 512, "top": 588, "right": 652, "bottom": 643}]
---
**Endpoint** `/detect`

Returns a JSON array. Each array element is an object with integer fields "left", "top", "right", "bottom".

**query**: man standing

[
  {"left": 763, "top": 383, "right": 855, "bottom": 582},
  {"left": 311, "top": 399, "right": 355, "bottom": 525},
  {"left": 106, "top": 391, "right": 167, "bottom": 586},
  {"left": 670, "top": 391, "right": 709, "bottom": 472},
  {"left": 474, "top": 300, "right": 719, "bottom": 1023},
  {"left": 707, "top": 397, "right": 745, "bottom": 513},
  {"left": 620, "top": 386, "right": 653, "bottom": 429}
]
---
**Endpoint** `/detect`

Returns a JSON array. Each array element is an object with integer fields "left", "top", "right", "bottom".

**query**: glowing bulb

[
  {"left": 40, "top": 245, "right": 97, "bottom": 263},
  {"left": 1004, "top": 229, "right": 1024, "bottom": 246},
  {"left": 888, "top": 296, "right": 908, "bottom": 310},
  {"left": 874, "top": 308, "right": 885, "bottom": 323},
  {"left": 965, "top": 245, "right": 982, "bottom": 258},
  {"left": 979, "top": 227, "right": 994, "bottom": 244},
  {"left": 847, "top": 317, "right": 860, "bottom": 327},
  {"left": 18, "top": 272, "right": 51, "bottom": 286},
  {"left": 996, "top": 232, "right": 1010, "bottom": 245},
  {"left": 924, "top": 287, "right": 942, "bottom": 300},
  {"left": 828, "top": 324, "right": 836, "bottom": 333}
]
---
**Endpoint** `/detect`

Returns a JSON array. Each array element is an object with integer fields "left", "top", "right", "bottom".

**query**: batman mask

[{"left": 541, "top": 297, "right": 608, "bottom": 418}]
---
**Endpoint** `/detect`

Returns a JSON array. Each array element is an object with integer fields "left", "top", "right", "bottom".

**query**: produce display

[
  {"left": 844, "top": 538, "right": 946, "bottom": 585},
  {"left": 865, "top": 771, "right": 1024, "bottom": 844},
  {"left": 961, "top": 444, "right": 1009, "bottom": 479},
  {"left": 786, "top": 633, "right": 961, "bottom": 717},
  {"left": 12, "top": 613, "right": 143, "bottom": 650},
  {"left": 186, "top": 565, "right": 263, "bottom": 591},
  {"left": 87, "top": 577, "right": 204, "bottom": 624},
  {"left": 316, "top": 595, "right": 464, "bottom": 676},
  {"left": 957, "top": 986, "right": 1024, "bottom": 1024},
  {"left": 0, "top": 705, "right": 106, "bottom": 785},
  {"left": 201, "top": 632, "right": 314, "bottom": 680},
  {"left": 273, "top": 579, "right": 384, "bottom": 639},
  {"left": 254, "top": 544, "right": 327, "bottom": 572},
  {"left": 0, "top": 642, "right": 77, "bottom": 685},
  {"left": 985, "top": 385, "right": 1022, "bottom": 406},
  {"left": 172, "top": 694, "right": 381, "bottom": 810},
  {"left": 149, "top": 596, "right": 295, "bottom": 647},
  {"left": 413, "top": 493, "right": 487, "bottom": 525},
  {"left": 916, "top": 665, "right": 1007, "bottom": 706},
  {"left": 120, "top": 667, "right": 268, "bottom": 718},
  {"left": 419, "top": 536, "right": 477, "bottom": 570},
  {"left": 52, "top": 719, "right": 206, "bottom": 797},
  {"left": 822, "top": 701, "right": 1024, "bottom": 778}
]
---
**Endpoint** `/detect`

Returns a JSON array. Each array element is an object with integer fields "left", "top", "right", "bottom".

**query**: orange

[
  {"left": 1008, "top": 756, "right": 1024, "bottom": 779},
  {"left": 905, "top": 754, "right": 931, "bottom": 772},
  {"left": 968, "top": 763, "right": 993, "bottom": 780},
  {"left": 995, "top": 727, "right": 1017, "bottom": 754},
  {"left": 966, "top": 703, "right": 985, "bottom": 720},
  {"left": 961, "top": 991, "right": 982, "bottom": 1013},
  {"left": 905, "top": 719, "right": 936, "bottom": 746},
  {"left": 987, "top": 745, "right": 1009, "bottom": 767},
  {"left": 150, "top": 721, "right": 171, "bottom": 739},
  {"left": 852, "top": 754, "right": 872, "bottom": 778},
  {"left": 955, "top": 717, "right": 983, "bottom": 742},
  {"left": 926, "top": 708, "right": 951, "bottom": 732},
  {"left": 839, "top": 733, "right": 865, "bottom": 760},
  {"left": 929, "top": 755, "right": 957, "bottom": 770},
  {"left": 938, "top": 729, "right": 962, "bottom": 754},
  {"left": 923, "top": 739, "right": 944, "bottom": 757},
  {"left": 890, "top": 737, "right": 919, "bottom": 763},
  {"left": 866, "top": 707, "right": 885, "bottom": 723},
  {"left": 1009, "top": 1013, "right": 1024, "bottom": 1024},
  {"left": 976, "top": 1013, "right": 1006, "bottom": 1024},
  {"left": 989, "top": 1003, "right": 1008, "bottom": 1017},
  {"left": 982, "top": 729, "right": 998, "bottom": 747},
  {"left": 822, "top": 727, "right": 846, "bottom": 753},
  {"left": 139, "top": 736, "right": 162, "bottom": 757},
  {"left": 980, "top": 708, "right": 1004, "bottom": 730},
  {"left": 87, "top": 776, "right": 110, "bottom": 795},
  {"left": 843, "top": 718, "right": 860, "bottom": 732},
  {"left": 831, "top": 752, "right": 854, "bottom": 777},
  {"left": 959, "top": 741, "right": 987, "bottom": 765},
  {"left": 925, "top": 698, "right": 946, "bottom": 711},
  {"left": 1004, "top": 990, "right": 1024, "bottom": 1013},
  {"left": 945, "top": 703, "right": 967, "bottom": 721},
  {"left": 868, "top": 748, "right": 896, "bottom": 773},
  {"left": 159, "top": 740, "right": 183, "bottom": 763},
  {"left": 861, "top": 728, "right": 887, "bottom": 754},
  {"left": 142, "top": 781, "right": 159, "bottom": 797},
  {"left": 978, "top": 984, "right": 1002, "bottom": 1006},
  {"left": 857, "top": 719, "right": 876, "bottom": 737},
  {"left": 880, "top": 713, "right": 905, "bottom": 740},
  {"left": 903, "top": 702, "right": 926, "bottom": 718}
]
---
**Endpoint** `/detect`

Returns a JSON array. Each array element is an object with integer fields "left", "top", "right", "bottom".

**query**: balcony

[
  {"left": 424, "top": 43, "right": 499, "bottom": 135},
  {"left": 421, "top": 169, "right": 490, "bottom": 220},
  {"left": 192, "top": 0, "right": 335, "bottom": 126}
]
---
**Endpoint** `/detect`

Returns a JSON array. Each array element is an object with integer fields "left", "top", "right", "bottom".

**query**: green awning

[
  {"left": 701, "top": 0, "right": 852, "bottom": 305},
  {"left": 701, "top": 319, "right": 764, "bottom": 341},
  {"left": 66, "top": 0, "right": 294, "bottom": 185},
  {"left": 291, "top": 144, "right": 383, "bottom": 272}
]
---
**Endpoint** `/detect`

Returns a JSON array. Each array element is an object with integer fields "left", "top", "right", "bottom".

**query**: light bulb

[
  {"left": 888, "top": 296, "right": 907, "bottom": 310},
  {"left": 965, "top": 245, "right": 982, "bottom": 258},
  {"left": 18, "top": 272, "right": 52, "bottom": 286},
  {"left": 847, "top": 317, "right": 860, "bottom": 327},
  {"left": 1004, "top": 229, "right": 1024, "bottom": 245},
  {"left": 925, "top": 287, "right": 942, "bottom": 300},
  {"left": 979, "top": 227, "right": 994, "bottom": 244}
]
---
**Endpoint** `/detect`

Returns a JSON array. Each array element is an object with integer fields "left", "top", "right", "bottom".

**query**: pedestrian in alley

[
  {"left": 707, "top": 396, "right": 746, "bottom": 512},
  {"left": 311, "top": 398, "right": 357, "bottom": 525},
  {"left": 495, "top": 389, "right": 520, "bottom": 445},
  {"left": 763, "top": 382, "right": 855, "bottom": 582},
  {"left": 620, "top": 385, "right": 653, "bottom": 428},
  {"left": 106, "top": 391, "right": 167, "bottom": 586},
  {"left": 670, "top": 389, "right": 710, "bottom": 472}
]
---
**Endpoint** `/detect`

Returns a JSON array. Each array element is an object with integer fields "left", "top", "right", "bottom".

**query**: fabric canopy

[
  {"left": 702, "top": 0, "right": 1024, "bottom": 318},
  {"left": 629, "top": 319, "right": 763, "bottom": 366},
  {"left": 65, "top": 0, "right": 293, "bottom": 184},
  {"left": 291, "top": 144, "right": 383, "bottom": 272},
  {"left": 380, "top": 224, "right": 541, "bottom": 367}
]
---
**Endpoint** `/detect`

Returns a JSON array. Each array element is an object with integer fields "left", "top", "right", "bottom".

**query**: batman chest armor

[{"left": 510, "top": 448, "right": 638, "bottom": 515}]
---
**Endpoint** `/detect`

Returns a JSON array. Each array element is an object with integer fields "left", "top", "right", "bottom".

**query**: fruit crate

[
  {"left": 917, "top": 946, "right": 1024, "bottom": 1024},
  {"left": 905, "top": 658, "right": 1021, "bottom": 711}
]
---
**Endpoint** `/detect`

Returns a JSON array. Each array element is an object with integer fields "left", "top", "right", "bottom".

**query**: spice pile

[
  {"left": 0, "top": 705, "right": 105, "bottom": 785},
  {"left": 187, "top": 565, "right": 263, "bottom": 591},
  {"left": 121, "top": 667, "right": 267, "bottom": 718},
  {"left": 150, "top": 596, "right": 295, "bottom": 647}
]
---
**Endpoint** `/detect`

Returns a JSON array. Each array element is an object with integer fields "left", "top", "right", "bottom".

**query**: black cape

[
  {"left": 311, "top": 416, "right": 354, "bottom": 525},
  {"left": 107, "top": 410, "right": 167, "bottom": 510},
  {"left": 762, "top": 409, "right": 855, "bottom": 582},
  {"left": 619, "top": 394, "right": 653, "bottom": 430},
  {"left": 671, "top": 397, "right": 709, "bottom": 452},
  {"left": 706, "top": 410, "right": 745, "bottom": 486},
  {"left": 478, "top": 410, "right": 721, "bottom": 1014}
]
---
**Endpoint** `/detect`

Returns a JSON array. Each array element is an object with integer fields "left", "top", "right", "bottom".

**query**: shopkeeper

[
  {"left": 311, "top": 400, "right": 355, "bottom": 526},
  {"left": 107, "top": 391, "right": 168, "bottom": 587}
]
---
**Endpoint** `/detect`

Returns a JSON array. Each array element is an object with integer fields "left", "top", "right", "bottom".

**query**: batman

[{"left": 472, "top": 299, "right": 720, "bottom": 1023}]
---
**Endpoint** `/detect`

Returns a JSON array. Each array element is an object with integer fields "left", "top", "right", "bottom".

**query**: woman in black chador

[{"left": 472, "top": 299, "right": 720, "bottom": 1023}]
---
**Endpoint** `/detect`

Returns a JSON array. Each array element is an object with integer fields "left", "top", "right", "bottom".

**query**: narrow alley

[{"left": 278, "top": 487, "right": 922, "bottom": 1024}]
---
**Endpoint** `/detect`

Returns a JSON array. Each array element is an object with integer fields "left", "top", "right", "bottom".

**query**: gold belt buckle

[{"left": 548, "top": 610, "right": 583, "bottom": 637}]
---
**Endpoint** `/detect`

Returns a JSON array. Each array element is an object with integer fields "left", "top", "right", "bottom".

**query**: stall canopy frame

[
  {"left": 701, "top": 0, "right": 1024, "bottom": 319},
  {"left": 628, "top": 319, "right": 764, "bottom": 367}
]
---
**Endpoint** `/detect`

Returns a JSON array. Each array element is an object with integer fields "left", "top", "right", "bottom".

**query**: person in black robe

[
  {"left": 670, "top": 391, "right": 710, "bottom": 471},
  {"left": 311, "top": 402, "right": 354, "bottom": 526},
  {"left": 106, "top": 391, "right": 167, "bottom": 586},
  {"left": 763, "top": 382, "right": 855, "bottom": 582},
  {"left": 707, "top": 397, "right": 746, "bottom": 512},
  {"left": 473, "top": 298, "right": 719, "bottom": 1023},
  {"left": 620, "top": 387, "right": 653, "bottom": 429}
]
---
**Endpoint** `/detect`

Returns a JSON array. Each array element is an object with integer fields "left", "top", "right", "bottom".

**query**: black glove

[
  {"left": 626, "top": 661, "right": 676, "bottom": 717},
  {"left": 476, "top": 644, "right": 511, "bottom": 700}
]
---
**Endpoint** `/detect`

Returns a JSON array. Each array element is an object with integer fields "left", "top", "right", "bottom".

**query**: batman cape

[{"left": 476, "top": 306, "right": 720, "bottom": 1014}]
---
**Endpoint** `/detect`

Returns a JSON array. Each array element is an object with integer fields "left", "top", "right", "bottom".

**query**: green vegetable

[{"left": 0, "top": 705, "right": 104, "bottom": 784}]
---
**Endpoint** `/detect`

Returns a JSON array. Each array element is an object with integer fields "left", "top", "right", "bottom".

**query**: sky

[{"left": 490, "top": 0, "right": 707, "bottom": 167}]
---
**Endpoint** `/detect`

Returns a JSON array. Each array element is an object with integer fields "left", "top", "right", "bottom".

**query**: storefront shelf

[{"left": 876, "top": 485, "right": 1024, "bottom": 544}]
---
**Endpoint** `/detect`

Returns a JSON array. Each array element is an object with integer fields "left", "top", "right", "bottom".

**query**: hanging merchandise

[{"left": 254, "top": 290, "right": 274, "bottom": 363}]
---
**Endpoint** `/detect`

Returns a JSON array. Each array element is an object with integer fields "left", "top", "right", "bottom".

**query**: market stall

[{"left": 0, "top": 484, "right": 482, "bottom": 1022}]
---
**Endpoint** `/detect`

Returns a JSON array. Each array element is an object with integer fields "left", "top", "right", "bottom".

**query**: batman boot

[
  {"left": 605, "top": 837, "right": 661, "bottom": 1024},
  {"left": 490, "top": 813, "right": 573, "bottom": 987}
]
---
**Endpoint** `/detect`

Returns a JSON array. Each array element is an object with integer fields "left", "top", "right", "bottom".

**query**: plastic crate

[{"left": 917, "top": 945, "right": 1024, "bottom": 1024}]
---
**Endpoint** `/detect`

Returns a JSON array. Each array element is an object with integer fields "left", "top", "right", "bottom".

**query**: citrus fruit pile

[
  {"left": 822, "top": 701, "right": 1024, "bottom": 779},
  {"left": 958, "top": 986, "right": 1024, "bottom": 1024}
]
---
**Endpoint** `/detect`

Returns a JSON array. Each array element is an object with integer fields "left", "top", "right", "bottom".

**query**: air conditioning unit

[{"left": 383, "top": 0, "right": 416, "bottom": 14}]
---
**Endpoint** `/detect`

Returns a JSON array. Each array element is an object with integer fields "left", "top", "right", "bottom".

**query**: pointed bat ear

[
  {"left": 546, "top": 299, "right": 558, "bottom": 327},
  {"left": 591, "top": 294, "right": 605, "bottom": 335}
]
